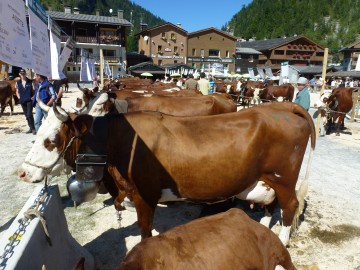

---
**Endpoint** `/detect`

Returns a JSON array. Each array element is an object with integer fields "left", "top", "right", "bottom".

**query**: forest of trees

[
  {"left": 223, "top": 0, "right": 360, "bottom": 54},
  {"left": 39, "top": 0, "right": 166, "bottom": 52}
]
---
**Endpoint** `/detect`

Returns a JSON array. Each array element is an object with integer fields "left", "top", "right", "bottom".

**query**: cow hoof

[{"left": 336, "top": 133, "right": 340, "bottom": 136}]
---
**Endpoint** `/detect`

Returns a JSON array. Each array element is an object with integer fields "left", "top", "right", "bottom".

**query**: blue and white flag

[
  {"left": 248, "top": 67, "right": 255, "bottom": 80},
  {"left": 103, "top": 59, "right": 112, "bottom": 77},
  {"left": 265, "top": 66, "right": 273, "bottom": 78}
]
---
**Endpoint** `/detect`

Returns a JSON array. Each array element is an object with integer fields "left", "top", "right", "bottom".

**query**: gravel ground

[{"left": 1, "top": 84, "right": 360, "bottom": 270}]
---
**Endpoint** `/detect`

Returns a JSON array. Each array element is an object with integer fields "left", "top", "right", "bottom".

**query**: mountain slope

[{"left": 225, "top": 0, "right": 360, "bottom": 52}]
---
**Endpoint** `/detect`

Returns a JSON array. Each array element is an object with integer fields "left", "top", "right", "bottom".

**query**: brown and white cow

[
  {"left": 19, "top": 102, "right": 315, "bottom": 246},
  {"left": 324, "top": 87, "right": 354, "bottom": 136},
  {"left": 0, "top": 81, "right": 14, "bottom": 117},
  {"left": 118, "top": 208, "right": 295, "bottom": 270},
  {"left": 260, "top": 84, "right": 295, "bottom": 103}
]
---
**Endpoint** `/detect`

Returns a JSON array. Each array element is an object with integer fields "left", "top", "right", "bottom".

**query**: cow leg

[
  {"left": 132, "top": 194, "right": 156, "bottom": 239},
  {"left": 272, "top": 185, "right": 299, "bottom": 246},
  {"left": 335, "top": 115, "right": 345, "bottom": 136},
  {"left": 260, "top": 199, "right": 278, "bottom": 227},
  {"left": 9, "top": 97, "right": 14, "bottom": 116},
  {"left": 325, "top": 116, "right": 333, "bottom": 135}
]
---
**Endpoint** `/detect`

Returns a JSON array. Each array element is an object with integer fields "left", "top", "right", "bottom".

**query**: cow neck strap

[
  {"left": 24, "top": 136, "right": 76, "bottom": 174},
  {"left": 127, "top": 133, "right": 138, "bottom": 181}
]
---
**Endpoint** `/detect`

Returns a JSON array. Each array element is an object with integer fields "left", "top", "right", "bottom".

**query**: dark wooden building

[
  {"left": 48, "top": 7, "right": 131, "bottom": 80},
  {"left": 235, "top": 35, "right": 325, "bottom": 74}
]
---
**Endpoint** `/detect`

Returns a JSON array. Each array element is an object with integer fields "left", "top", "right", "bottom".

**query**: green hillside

[
  {"left": 224, "top": 0, "right": 360, "bottom": 53},
  {"left": 39, "top": 0, "right": 166, "bottom": 51}
]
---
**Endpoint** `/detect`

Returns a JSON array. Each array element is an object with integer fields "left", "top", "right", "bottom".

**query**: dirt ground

[{"left": 0, "top": 84, "right": 360, "bottom": 270}]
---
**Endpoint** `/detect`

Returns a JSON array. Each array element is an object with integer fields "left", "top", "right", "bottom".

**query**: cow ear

[{"left": 72, "top": 114, "right": 93, "bottom": 138}]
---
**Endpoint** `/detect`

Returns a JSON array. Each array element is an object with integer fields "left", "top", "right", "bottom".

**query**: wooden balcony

[
  {"left": 76, "top": 36, "right": 98, "bottom": 44},
  {"left": 71, "top": 55, "right": 121, "bottom": 64},
  {"left": 60, "top": 35, "right": 122, "bottom": 45}
]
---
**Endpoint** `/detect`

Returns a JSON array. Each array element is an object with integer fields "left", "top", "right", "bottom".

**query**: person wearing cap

[
  {"left": 32, "top": 74, "right": 57, "bottom": 131},
  {"left": 15, "top": 69, "right": 36, "bottom": 134},
  {"left": 294, "top": 77, "right": 310, "bottom": 111}
]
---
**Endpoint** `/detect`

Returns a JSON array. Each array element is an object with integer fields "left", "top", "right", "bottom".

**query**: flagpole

[{"left": 100, "top": 48, "right": 104, "bottom": 88}]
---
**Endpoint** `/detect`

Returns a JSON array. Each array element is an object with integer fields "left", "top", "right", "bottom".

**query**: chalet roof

[
  {"left": 236, "top": 36, "right": 324, "bottom": 51},
  {"left": 236, "top": 48, "right": 262, "bottom": 55},
  {"left": 339, "top": 40, "right": 360, "bottom": 51},
  {"left": 48, "top": 11, "right": 132, "bottom": 26},
  {"left": 136, "top": 22, "right": 188, "bottom": 36},
  {"left": 128, "top": 61, "right": 165, "bottom": 74},
  {"left": 188, "top": 27, "right": 237, "bottom": 41},
  {"left": 162, "top": 63, "right": 193, "bottom": 69},
  {"left": 295, "top": 65, "right": 340, "bottom": 74},
  {"left": 326, "top": 70, "right": 360, "bottom": 78}
]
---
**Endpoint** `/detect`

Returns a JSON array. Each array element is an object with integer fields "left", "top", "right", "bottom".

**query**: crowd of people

[
  {"left": 15, "top": 69, "right": 63, "bottom": 135},
  {"left": 161, "top": 72, "right": 229, "bottom": 95}
]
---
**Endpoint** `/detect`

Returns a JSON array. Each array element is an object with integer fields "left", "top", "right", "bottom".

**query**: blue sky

[{"left": 130, "top": 0, "right": 252, "bottom": 33}]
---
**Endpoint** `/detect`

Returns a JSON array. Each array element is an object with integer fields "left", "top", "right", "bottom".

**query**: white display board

[
  {"left": 0, "top": 0, "right": 32, "bottom": 68},
  {"left": 28, "top": 8, "right": 51, "bottom": 76}
]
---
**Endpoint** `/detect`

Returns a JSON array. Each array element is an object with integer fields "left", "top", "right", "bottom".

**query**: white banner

[
  {"left": 28, "top": 8, "right": 51, "bottom": 76},
  {"left": 59, "top": 44, "right": 72, "bottom": 71},
  {"left": 49, "top": 29, "right": 62, "bottom": 79},
  {"left": 103, "top": 59, "right": 112, "bottom": 77},
  {"left": 80, "top": 56, "right": 88, "bottom": 81},
  {"left": 264, "top": 66, "right": 273, "bottom": 78},
  {"left": 248, "top": 67, "right": 255, "bottom": 80},
  {"left": 0, "top": 0, "right": 32, "bottom": 68},
  {"left": 256, "top": 67, "right": 265, "bottom": 79},
  {"left": 88, "top": 58, "right": 96, "bottom": 79},
  {"left": 355, "top": 56, "right": 360, "bottom": 71}
]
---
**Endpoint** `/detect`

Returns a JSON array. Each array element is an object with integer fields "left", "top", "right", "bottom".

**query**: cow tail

[{"left": 292, "top": 103, "right": 316, "bottom": 231}]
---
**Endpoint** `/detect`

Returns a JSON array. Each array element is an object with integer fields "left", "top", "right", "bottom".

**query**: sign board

[
  {"left": 28, "top": 8, "right": 51, "bottom": 76},
  {"left": 0, "top": 0, "right": 32, "bottom": 68}
]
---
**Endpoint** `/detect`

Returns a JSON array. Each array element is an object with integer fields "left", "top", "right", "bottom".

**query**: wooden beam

[
  {"left": 315, "top": 48, "right": 328, "bottom": 137},
  {"left": 100, "top": 48, "right": 104, "bottom": 88}
]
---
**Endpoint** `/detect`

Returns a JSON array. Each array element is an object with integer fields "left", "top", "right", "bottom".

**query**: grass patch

[{"left": 310, "top": 224, "right": 360, "bottom": 244}]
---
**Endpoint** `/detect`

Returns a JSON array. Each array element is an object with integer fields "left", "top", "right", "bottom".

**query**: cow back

[{"left": 118, "top": 208, "right": 295, "bottom": 270}]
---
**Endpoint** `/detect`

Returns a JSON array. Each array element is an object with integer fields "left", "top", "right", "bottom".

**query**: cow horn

[
  {"left": 36, "top": 91, "right": 50, "bottom": 112},
  {"left": 77, "top": 82, "right": 86, "bottom": 92},
  {"left": 53, "top": 103, "right": 69, "bottom": 122}
]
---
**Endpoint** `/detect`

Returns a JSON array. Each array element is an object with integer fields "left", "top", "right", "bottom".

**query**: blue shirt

[
  {"left": 294, "top": 87, "right": 310, "bottom": 110},
  {"left": 32, "top": 79, "right": 56, "bottom": 107}
]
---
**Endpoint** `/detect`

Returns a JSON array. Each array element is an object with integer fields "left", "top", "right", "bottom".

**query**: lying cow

[
  {"left": 0, "top": 81, "right": 14, "bottom": 117},
  {"left": 119, "top": 208, "right": 295, "bottom": 270},
  {"left": 19, "top": 101, "right": 315, "bottom": 246}
]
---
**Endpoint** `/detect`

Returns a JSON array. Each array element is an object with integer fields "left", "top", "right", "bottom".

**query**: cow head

[
  {"left": 18, "top": 103, "right": 93, "bottom": 183},
  {"left": 87, "top": 92, "right": 111, "bottom": 116}
]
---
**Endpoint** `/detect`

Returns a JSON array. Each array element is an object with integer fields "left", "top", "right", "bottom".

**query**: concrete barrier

[{"left": 0, "top": 185, "right": 94, "bottom": 270}]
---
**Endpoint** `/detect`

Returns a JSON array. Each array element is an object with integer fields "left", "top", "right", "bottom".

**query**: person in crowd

[
  {"left": 309, "top": 77, "right": 316, "bottom": 90},
  {"left": 208, "top": 75, "right": 215, "bottom": 94},
  {"left": 224, "top": 76, "right": 231, "bottom": 83},
  {"left": 294, "top": 77, "right": 310, "bottom": 111},
  {"left": 197, "top": 72, "right": 210, "bottom": 95},
  {"left": 32, "top": 74, "right": 56, "bottom": 132},
  {"left": 93, "top": 76, "right": 99, "bottom": 89},
  {"left": 184, "top": 74, "right": 198, "bottom": 90},
  {"left": 15, "top": 69, "right": 36, "bottom": 134},
  {"left": 48, "top": 77, "right": 63, "bottom": 106}
]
